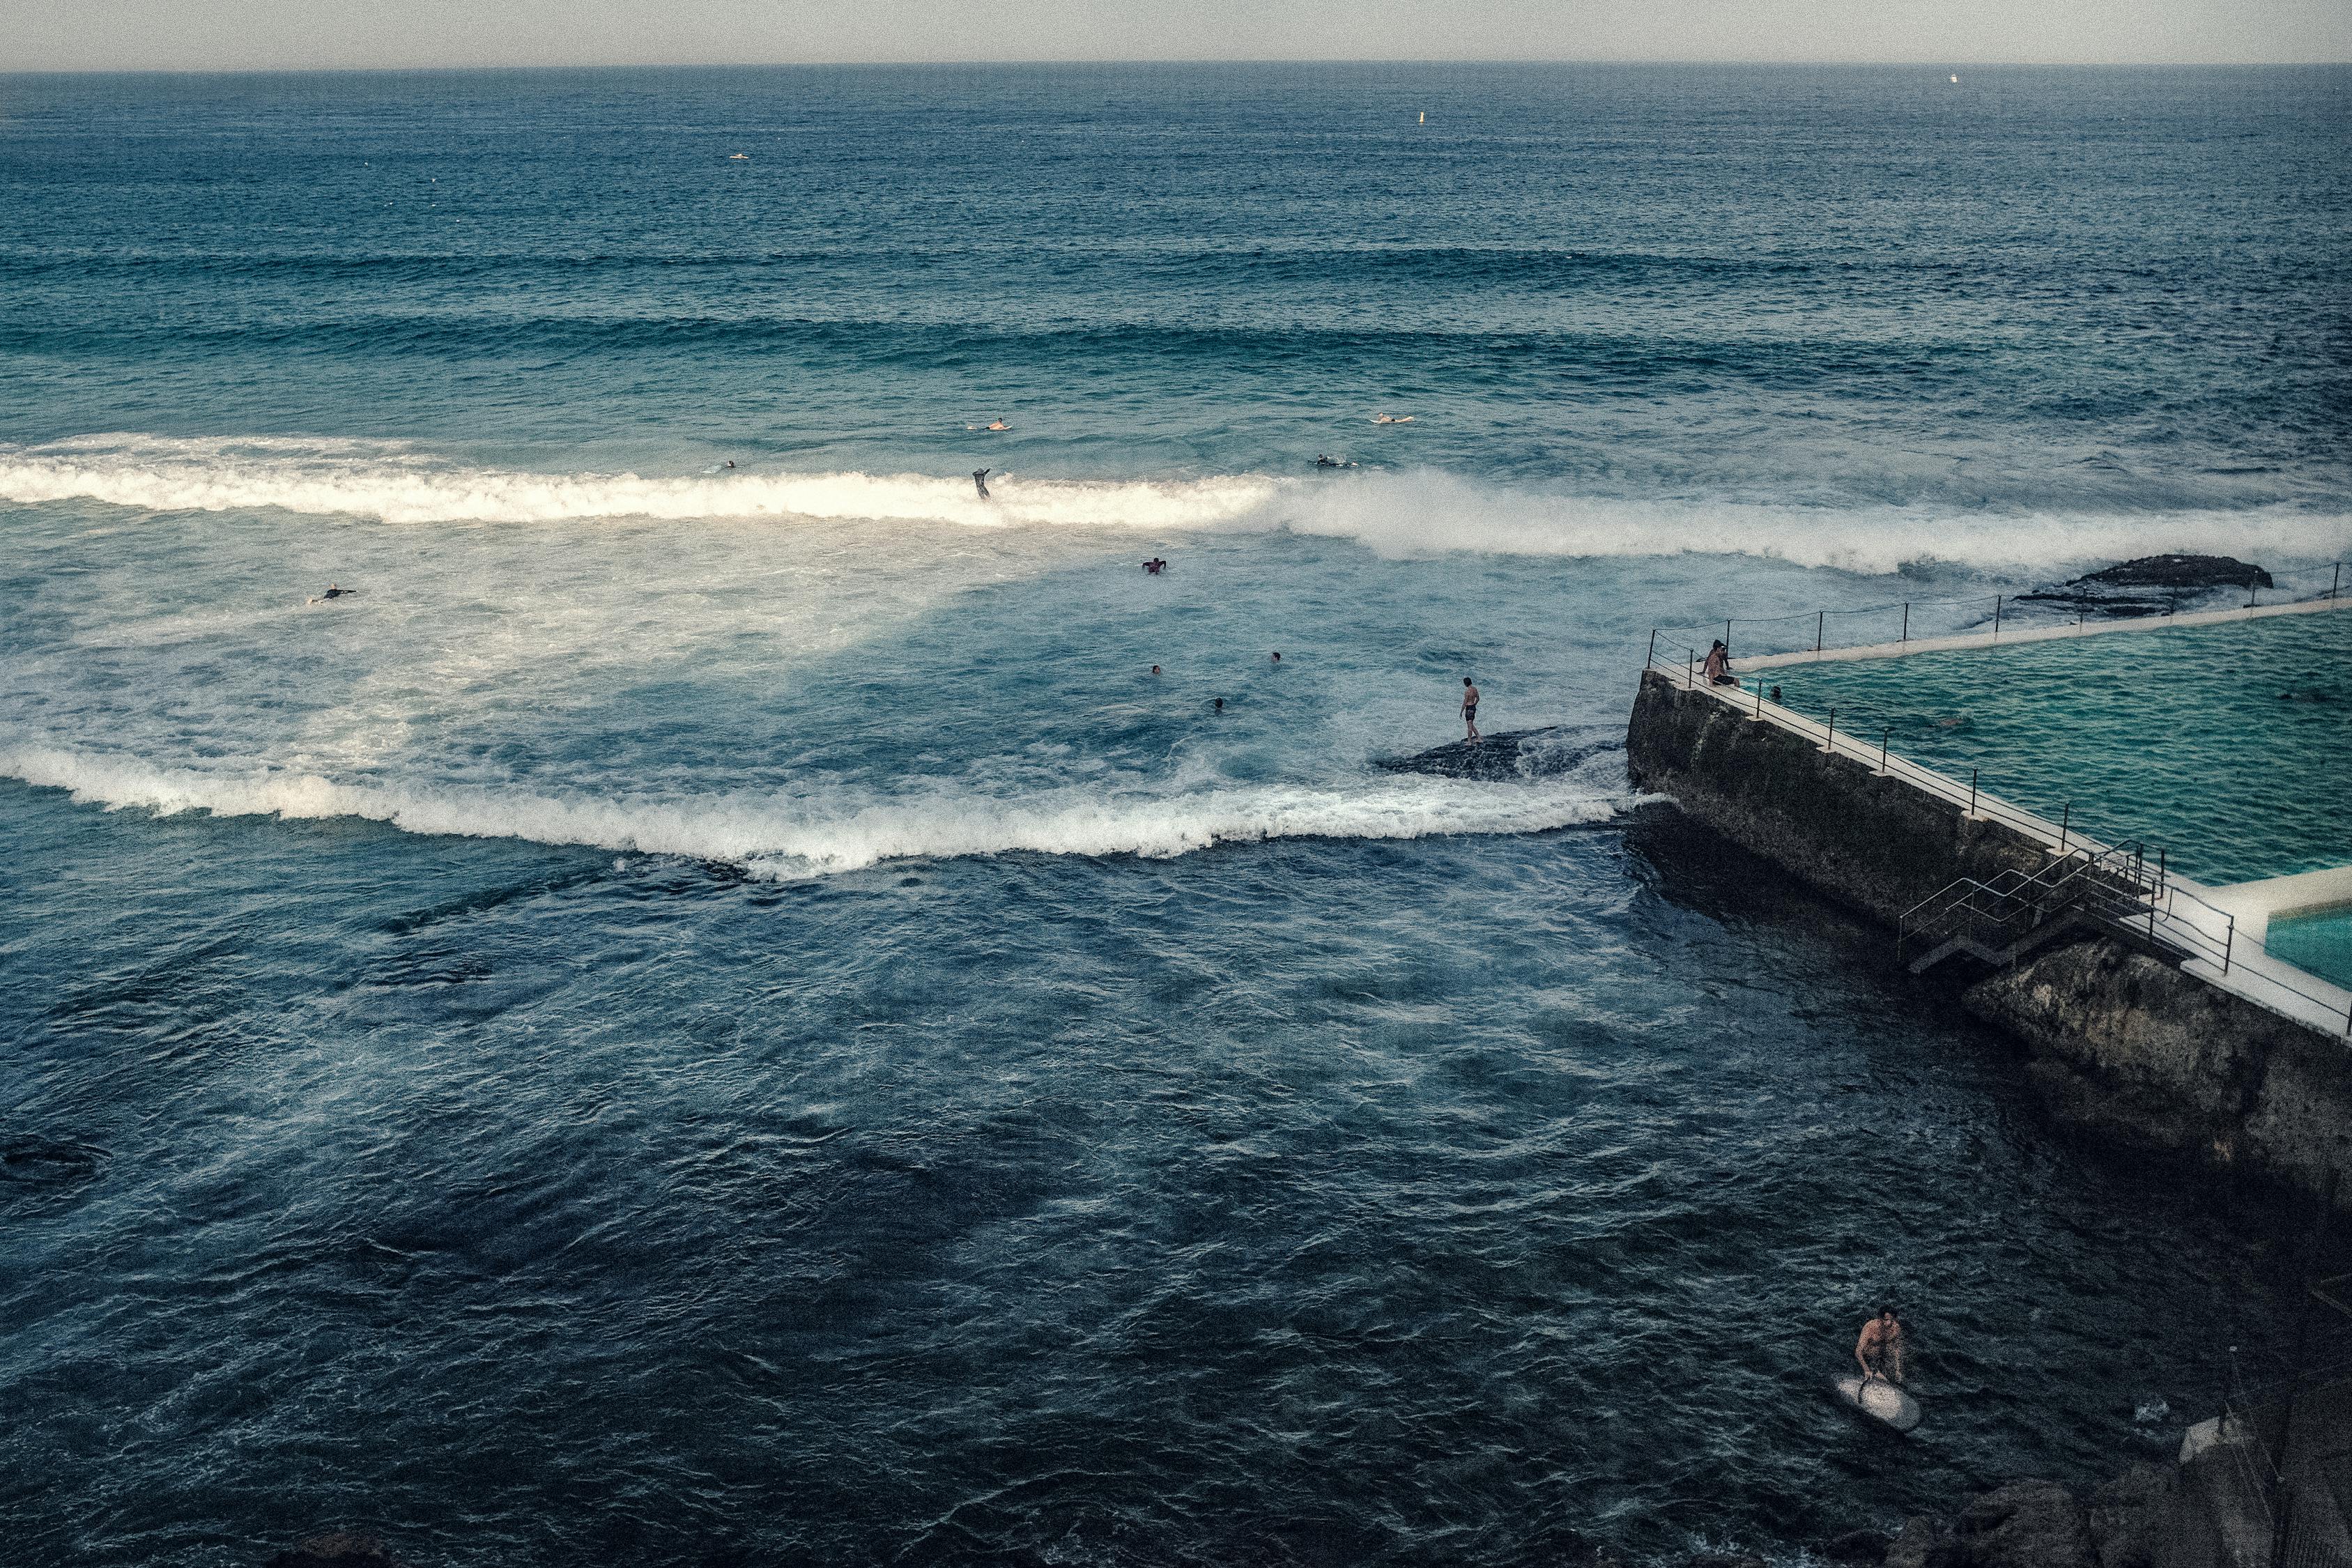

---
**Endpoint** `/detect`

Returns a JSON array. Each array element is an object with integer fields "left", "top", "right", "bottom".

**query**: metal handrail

[
  {"left": 1643, "top": 643, "right": 2352, "bottom": 1040},
  {"left": 1654, "top": 560, "right": 2348, "bottom": 663}
]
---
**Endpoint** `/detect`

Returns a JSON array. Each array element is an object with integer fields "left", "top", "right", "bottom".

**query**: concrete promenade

[{"left": 1728, "top": 589, "right": 2352, "bottom": 673}]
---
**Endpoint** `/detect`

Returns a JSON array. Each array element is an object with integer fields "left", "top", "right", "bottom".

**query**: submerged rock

[
  {"left": 1882, "top": 1514, "right": 1949, "bottom": 1568},
  {"left": 2084, "top": 1463, "right": 2172, "bottom": 1568},
  {"left": 263, "top": 1535, "right": 411, "bottom": 1568},
  {"left": 1375, "top": 725, "right": 1614, "bottom": 781},
  {"left": 1948, "top": 1479, "right": 2096, "bottom": 1568}
]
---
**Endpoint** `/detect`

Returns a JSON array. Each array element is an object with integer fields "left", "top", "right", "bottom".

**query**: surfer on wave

[{"left": 1855, "top": 1305, "right": 1906, "bottom": 1383}]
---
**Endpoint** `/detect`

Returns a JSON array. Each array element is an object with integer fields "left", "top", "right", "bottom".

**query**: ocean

[{"left": 1, "top": 63, "right": 2346, "bottom": 1566}]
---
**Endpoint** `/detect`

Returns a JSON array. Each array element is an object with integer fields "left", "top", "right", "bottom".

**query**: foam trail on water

[{"left": 0, "top": 741, "right": 1631, "bottom": 876}]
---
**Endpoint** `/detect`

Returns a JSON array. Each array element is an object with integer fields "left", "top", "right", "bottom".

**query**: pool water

[
  {"left": 1764, "top": 609, "right": 2352, "bottom": 886},
  {"left": 2268, "top": 906, "right": 2352, "bottom": 992}
]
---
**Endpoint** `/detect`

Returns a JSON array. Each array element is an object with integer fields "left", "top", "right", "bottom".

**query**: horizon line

[{"left": 6, "top": 56, "right": 2350, "bottom": 78}]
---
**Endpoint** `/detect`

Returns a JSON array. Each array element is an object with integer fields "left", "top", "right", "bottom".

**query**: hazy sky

[{"left": 7, "top": 0, "right": 2349, "bottom": 72}]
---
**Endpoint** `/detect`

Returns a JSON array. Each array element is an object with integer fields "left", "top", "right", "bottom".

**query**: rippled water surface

[
  {"left": 1766, "top": 609, "right": 2352, "bottom": 883},
  {"left": 2, "top": 63, "right": 2348, "bottom": 1567}
]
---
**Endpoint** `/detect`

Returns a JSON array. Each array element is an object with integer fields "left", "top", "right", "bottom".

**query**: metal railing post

[
  {"left": 1647, "top": 629, "right": 1657, "bottom": 668},
  {"left": 1968, "top": 767, "right": 1978, "bottom": 818},
  {"left": 2333, "top": 562, "right": 2342, "bottom": 600},
  {"left": 1880, "top": 725, "right": 1890, "bottom": 774},
  {"left": 2060, "top": 802, "right": 2070, "bottom": 852},
  {"left": 1824, "top": 706, "right": 1836, "bottom": 753},
  {"left": 1725, "top": 617, "right": 1732, "bottom": 655},
  {"left": 1687, "top": 649, "right": 1694, "bottom": 686},
  {"left": 1993, "top": 594, "right": 2002, "bottom": 638},
  {"left": 1754, "top": 681, "right": 1763, "bottom": 719},
  {"left": 1815, "top": 610, "right": 1824, "bottom": 654},
  {"left": 2224, "top": 913, "right": 2235, "bottom": 974}
]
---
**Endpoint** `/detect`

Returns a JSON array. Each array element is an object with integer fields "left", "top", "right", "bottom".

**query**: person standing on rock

[
  {"left": 1856, "top": 1305, "right": 1906, "bottom": 1383},
  {"left": 1460, "top": 676, "right": 1481, "bottom": 744}
]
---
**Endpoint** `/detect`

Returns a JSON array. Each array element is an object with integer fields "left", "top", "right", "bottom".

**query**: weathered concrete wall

[
  {"left": 1965, "top": 941, "right": 2352, "bottom": 1203},
  {"left": 1624, "top": 669, "right": 2052, "bottom": 924},
  {"left": 1627, "top": 669, "right": 2352, "bottom": 1214}
]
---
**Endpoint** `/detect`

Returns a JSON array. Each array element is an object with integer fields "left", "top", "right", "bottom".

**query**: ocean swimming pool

[
  {"left": 1762, "top": 607, "right": 2352, "bottom": 887},
  {"left": 2269, "top": 905, "right": 2352, "bottom": 992}
]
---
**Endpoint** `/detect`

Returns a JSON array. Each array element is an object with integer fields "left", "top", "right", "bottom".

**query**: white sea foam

[
  {"left": 0, "top": 434, "right": 1282, "bottom": 532},
  {"left": 5, "top": 433, "right": 2345, "bottom": 576},
  {"left": 0, "top": 740, "right": 1630, "bottom": 876},
  {"left": 1282, "top": 467, "right": 2352, "bottom": 578}
]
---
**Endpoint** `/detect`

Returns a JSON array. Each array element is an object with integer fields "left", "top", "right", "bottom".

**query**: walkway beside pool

[
  {"left": 1736, "top": 592, "right": 2351, "bottom": 673},
  {"left": 1640, "top": 649, "right": 2352, "bottom": 1041}
]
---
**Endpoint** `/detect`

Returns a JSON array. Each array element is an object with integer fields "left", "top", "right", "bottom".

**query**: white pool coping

[
  {"left": 1731, "top": 592, "right": 2351, "bottom": 673},
  {"left": 2201, "top": 865, "right": 2352, "bottom": 948}
]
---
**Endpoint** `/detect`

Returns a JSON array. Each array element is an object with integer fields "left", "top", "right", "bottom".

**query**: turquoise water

[
  {"left": 2269, "top": 905, "right": 2352, "bottom": 991},
  {"left": 1765, "top": 610, "right": 2352, "bottom": 884}
]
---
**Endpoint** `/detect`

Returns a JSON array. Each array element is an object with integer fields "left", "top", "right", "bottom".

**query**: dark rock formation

[
  {"left": 2015, "top": 555, "right": 2273, "bottom": 620},
  {"left": 2075, "top": 555, "right": 2271, "bottom": 592},
  {"left": 1947, "top": 1479, "right": 2099, "bottom": 1568},
  {"left": 2083, "top": 1463, "right": 2172, "bottom": 1568},
  {"left": 263, "top": 1535, "right": 410, "bottom": 1568},
  {"left": 1684, "top": 1554, "right": 1768, "bottom": 1568},
  {"left": 1883, "top": 1514, "right": 1949, "bottom": 1568},
  {"left": 1832, "top": 1463, "right": 2182, "bottom": 1568},
  {"left": 1377, "top": 725, "right": 1615, "bottom": 782}
]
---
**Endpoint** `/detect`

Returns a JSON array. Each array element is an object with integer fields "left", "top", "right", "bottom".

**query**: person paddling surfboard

[
  {"left": 1833, "top": 1304, "right": 1921, "bottom": 1431},
  {"left": 1855, "top": 1305, "right": 1905, "bottom": 1385}
]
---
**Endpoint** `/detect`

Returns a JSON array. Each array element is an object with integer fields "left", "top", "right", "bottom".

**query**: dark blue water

[{"left": 2, "top": 64, "right": 2347, "bottom": 1567}]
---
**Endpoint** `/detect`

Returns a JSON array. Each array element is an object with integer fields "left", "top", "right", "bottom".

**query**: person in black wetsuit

[{"left": 973, "top": 469, "right": 990, "bottom": 500}]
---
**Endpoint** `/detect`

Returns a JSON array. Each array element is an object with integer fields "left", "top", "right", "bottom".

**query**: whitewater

[{"left": 5, "top": 433, "right": 2346, "bottom": 575}]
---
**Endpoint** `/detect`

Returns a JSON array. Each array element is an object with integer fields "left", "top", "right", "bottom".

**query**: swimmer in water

[
  {"left": 723, "top": 460, "right": 735, "bottom": 470},
  {"left": 307, "top": 583, "right": 356, "bottom": 604},
  {"left": 1270, "top": 651, "right": 1282, "bottom": 663},
  {"left": 1372, "top": 414, "right": 1415, "bottom": 424},
  {"left": 967, "top": 419, "right": 1011, "bottom": 431},
  {"left": 973, "top": 468, "right": 990, "bottom": 501},
  {"left": 1150, "top": 665, "right": 1161, "bottom": 675},
  {"left": 1213, "top": 698, "right": 1224, "bottom": 712}
]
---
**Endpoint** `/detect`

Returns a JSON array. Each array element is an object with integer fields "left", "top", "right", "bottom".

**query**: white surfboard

[{"left": 1834, "top": 1373, "right": 1922, "bottom": 1432}]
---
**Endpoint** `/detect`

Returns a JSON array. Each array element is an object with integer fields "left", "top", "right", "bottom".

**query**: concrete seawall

[{"left": 1626, "top": 668, "right": 2352, "bottom": 1214}]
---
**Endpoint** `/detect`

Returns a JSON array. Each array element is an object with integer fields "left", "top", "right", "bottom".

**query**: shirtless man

[
  {"left": 1702, "top": 639, "right": 1736, "bottom": 686},
  {"left": 1461, "top": 676, "right": 1481, "bottom": 744},
  {"left": 1855, "top": 1305, "right": 1906, "bottom": 1384}
]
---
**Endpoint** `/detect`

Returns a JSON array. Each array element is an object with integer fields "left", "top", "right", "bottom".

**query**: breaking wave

[
  {"left": 0, "top": 434, "right": 1279, "bottom": 532},
  {"left": 0, "top": 739, "right": 1631, "bottom": 877},
  {"left": 4, "top": 433, "right": 2346, "bottom": 576}
]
